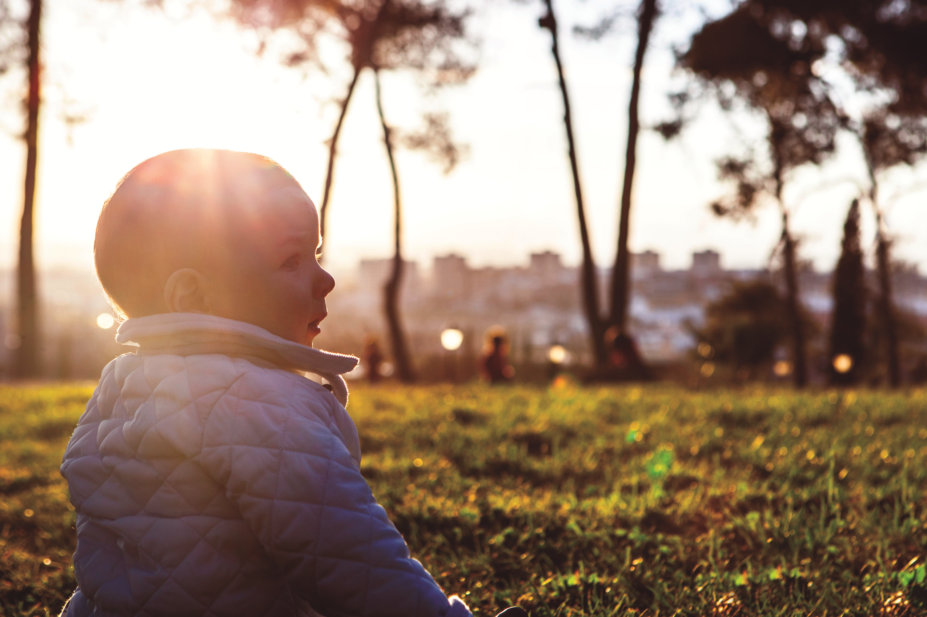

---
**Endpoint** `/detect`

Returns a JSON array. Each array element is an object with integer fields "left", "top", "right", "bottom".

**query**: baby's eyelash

[{"left": 281, "top": 255, "right": 300, "bottom": 270}]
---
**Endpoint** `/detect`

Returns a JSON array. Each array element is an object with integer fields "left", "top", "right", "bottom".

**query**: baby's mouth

[{"left": 308, "top": 314, "right": 326, "bottom": 332}]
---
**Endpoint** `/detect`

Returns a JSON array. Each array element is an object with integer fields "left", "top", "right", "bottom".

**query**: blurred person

[
  {"left": 587, "top": 327, "right": 652, "bottom": 383},
  {"left": 480, "top": 326, "right": 514, "bottom": 385},
  {"left": 362, "top": 334, "right": 385, "bottom": 383},
  {"left": 58, "top": 149, "right": 490, "bottom": 617}
]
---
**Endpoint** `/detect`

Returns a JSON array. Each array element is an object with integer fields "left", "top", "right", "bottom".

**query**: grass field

[{"left": 2, "top": 381, "right": 927, "bottom": 616}]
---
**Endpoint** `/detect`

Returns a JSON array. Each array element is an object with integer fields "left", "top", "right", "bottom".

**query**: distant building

[
  {"left": 691, "top": 250, "right": 721, "bottom": 277},
  {"left": 632, "top": 250, "right": 661, "bottom": 278},
  {"left": 432, "top": 254, "right": 470, "bottom": 298},
  {"left": 358, "top": 258, "right": 420, "bottom": 294},
  {"left": 528, "top": 251, "right": 563, "bottom": 279}
]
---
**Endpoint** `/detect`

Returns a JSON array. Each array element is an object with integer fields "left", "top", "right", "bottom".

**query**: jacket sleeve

[{"left": 198, "top": 376, "right": 472, "bottom": 617}]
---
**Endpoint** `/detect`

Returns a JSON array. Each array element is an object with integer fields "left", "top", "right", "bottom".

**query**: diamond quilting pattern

[{"left": 61, "top": 352, "right": 464, "bottom": 617}]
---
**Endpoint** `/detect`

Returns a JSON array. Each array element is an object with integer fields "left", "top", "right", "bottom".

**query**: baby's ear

[{"left": 163, "top": 268, "right": 210, "bottom": 314}]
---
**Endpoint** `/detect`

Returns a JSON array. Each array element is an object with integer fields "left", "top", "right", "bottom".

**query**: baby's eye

[
  {"left": 281, "top": 254, "right": 300, "bottom": 270},
  {"left": 315, "top": 251, "right": 323, "bottom": 262}
]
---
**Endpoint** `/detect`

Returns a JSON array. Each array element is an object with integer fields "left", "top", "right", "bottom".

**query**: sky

[{"left": 0, "top": 0, "right": 925, "bottom": 281}]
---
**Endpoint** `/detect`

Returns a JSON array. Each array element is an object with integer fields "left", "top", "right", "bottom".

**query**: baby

[{"left": 59, "top": 149, "right": 479, "bottom": 617}]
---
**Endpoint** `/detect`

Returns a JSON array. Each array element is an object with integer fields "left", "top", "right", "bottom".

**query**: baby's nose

[{"left": 315, "top": 267, "right": 335, "bottom": 298}]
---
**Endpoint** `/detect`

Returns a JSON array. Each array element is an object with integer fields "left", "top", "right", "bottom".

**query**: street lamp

[
  {"left": 773, "top": 360, "right": 792, "bottom": 377},
  {"left": 441, "top": 328, "right": 464, "bottom": 382},
  {"left": 548, "top": 344, "right": 566, "bottom": 364},
  {"left": 548, "top": 344, "right": 568, "bottom": 380},
  {"left": 832, "top": 354, "right": 853, "bottom": 374},
  {"left": 441, "top": 328, "right": 464, "bottom": 351}
]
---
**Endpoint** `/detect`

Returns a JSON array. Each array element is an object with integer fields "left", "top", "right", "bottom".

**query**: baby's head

[{"left": 95, "top": 148, "right": 334, "bottom": 347}]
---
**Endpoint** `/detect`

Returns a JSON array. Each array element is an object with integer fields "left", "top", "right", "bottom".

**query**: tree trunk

[
  {"left": 539, "top": 0, "right": 606, "bottom": 368},
  {"left": 317, "top": 66, "right": 361, "bottom": 256},
  {"left": 610, "top": 0, "right": 658, "bottom": 331},
  {"left": 16, "top": 0, "right": 41, "bottom": 379},
  {"left": 780, "top": 209, "right": 807, "bottom": 388},
  {"left": 374, "top": 69, "right": 415, "bottom": 383},
  {"left": 828, "top": 199, "right": 866, "bottom": 386},
  {"left": 875, "top": 209, "right": 901, "bottom": 387},
  {"left": 865, "top": 160, "right": 901, "bottom": 388}
]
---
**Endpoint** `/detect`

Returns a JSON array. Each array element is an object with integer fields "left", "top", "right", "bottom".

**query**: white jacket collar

[{"left": 115, "top": 313, "right": 358, "bottom": 407}]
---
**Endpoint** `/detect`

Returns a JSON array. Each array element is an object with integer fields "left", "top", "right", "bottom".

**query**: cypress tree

[{"left": 829, "top": 199, "right": 867, "bottom": 385}]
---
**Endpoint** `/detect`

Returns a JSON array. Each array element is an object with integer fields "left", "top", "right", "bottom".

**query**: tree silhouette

[
  {"left": 854, "top": 114, "right": 927, "bottom": 386},
  {"left": 828, "top": 199, "right": 866, "bottom": 386},
  {"left": 2, "top": 0, "right": 43, "bottom": 378},
  {"left": 570, "top": 0, "right": 663, "bottom": 376},
  {"left": 726, "top": 0, "right": 927, "bottom": 388},
  {"left": 839, "top": 2, "right": 927, "bottom": 387},
  {"left": 232, "top": 0, "right": 473, "bottom": 382},
  {"left": 233, "top": 0, "right": 471, "bottom": 247},
  {"left": 538, "top": 0, "right": 607, "bottom": 368},
  {"left": 694, "top": 279, "right": 790, "bottom": 381},
  {"left": 721, "top": 0, "right": 927, "bottom": 386},
  {"left": 674, "top": 4, "right": 841, "bottom": 387},
  {"left": 609, "top": 0, "right": 658, "bottom": 357}
]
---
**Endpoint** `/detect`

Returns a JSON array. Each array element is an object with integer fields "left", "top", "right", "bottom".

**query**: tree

[
  {"left": 609, "top": 0, "right": 658, "bottom": 351},
  {"left": 538, "top": 0, "right": 606, "bottom": 369},
  {"left": 571, "top": 0, "right": 664, "bottom": 377},
  {"left": 673, "top": 5, "right": 841, "bottom": 387},
  {"left": 737, "top": 0, "right": 927, "bottom": 387},
  {"left": 694, "top": 279, "right": 791, "bottom": 380},
  {"left": 866, "top": 268, "right": 927, "bottom": 384},
  {"left": 4, "top": 0, "right": 43, "bottom": 378},
  {"left": 854, "top": 114, "right": 927, "bottom": 386},
  {"left": 232, "top": 0, "right": 473, "bottom": 382},
  {"left": 828, "top": 199, "right": 866, "bottom": 385}
]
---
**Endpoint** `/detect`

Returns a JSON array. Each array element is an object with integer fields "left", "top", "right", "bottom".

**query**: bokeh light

[
  {"left": 773, "top": 360, "right": 792, "bottom": 377},
  {"left": 548, "top": 345, "right": 567, "bottom": 364},
  {"left": 833, "top": 354, "right": 853, "bottom": 373},
  {"left": 96, "top": 313, "right": 115, "bottom": 329},
  {"left": 440, "top": 328, "right": 463, "bottom": 351}
]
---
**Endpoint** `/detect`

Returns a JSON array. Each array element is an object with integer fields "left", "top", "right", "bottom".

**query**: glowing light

[
  {"left": 552, "top": 375, "right": 572, "bottom": 389},
  {"left": 773, "top": 360, "right": 792, "bottom": 377},
  {"left": 548, "top": 344, "right": 567, "bottom": 364},
  {"left": 440, "top": 328, "right": 464, "bottom": 351},
  {"left": 97, "top": 313, "right": 116, "bottom": 329},
  {"left": 700, "top": 362, "right": 715, "bottom": 377},
  {"left": 697, "top": 343, "right": 714, "bottom": 359},
  {"left": 833, "top": 354, "right": 853, "bottom": 374}
]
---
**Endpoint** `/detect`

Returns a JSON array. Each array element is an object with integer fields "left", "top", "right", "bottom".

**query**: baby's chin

[{"left": 266, "top": 325, "right": 316, "bottom": 348}]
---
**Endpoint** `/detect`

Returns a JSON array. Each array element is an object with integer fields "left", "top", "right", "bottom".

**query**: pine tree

[{"left": 829, "top": 199, "right": 867, "bottom": 386}]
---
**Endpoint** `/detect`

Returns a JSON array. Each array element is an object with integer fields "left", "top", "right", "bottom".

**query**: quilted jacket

[{"left": 60, "top": 313, "right": 472, "bottom": 617}]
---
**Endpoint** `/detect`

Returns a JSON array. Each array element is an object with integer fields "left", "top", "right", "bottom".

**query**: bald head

[{"left": 94, "top": 149, "right": 300, "bottom": 318}]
